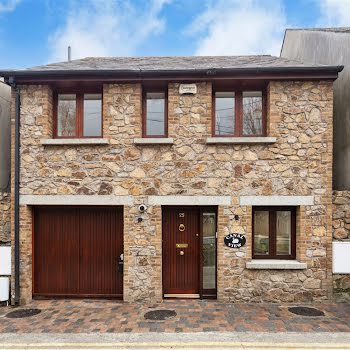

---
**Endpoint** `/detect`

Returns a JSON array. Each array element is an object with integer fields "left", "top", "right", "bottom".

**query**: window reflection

[
  {"left": 57, "top": 94, "right": 76, "bottom": 136},
  {"left": 83, "top": 94, "right": 102, "bottom": 137},
  {"left": 202, "top": 212, "right": 216, "bottom": 290},
  {"left": 146, "top": 92, "right": 165, "bottom": 136},
  {"left": 242, "top": 91, "right": 263, "bottom": 135},
  {"left": 276, "top": 211, "right": 292, "bottom": 255},
  {"left": 215, "top": 92, "right": 235, "bottom": 135},
  {"left": 254, "top": 211, "right": 269, "bottom": 255}
]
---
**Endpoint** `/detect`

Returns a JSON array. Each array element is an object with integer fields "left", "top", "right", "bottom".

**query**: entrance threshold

[{"left": 164, "top": 294, "right": 200, "bottom": 298}]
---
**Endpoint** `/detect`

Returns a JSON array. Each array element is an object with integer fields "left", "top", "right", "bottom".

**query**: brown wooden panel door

[
  {"left": 79, "top": 207, "right": 123, "bottom": 296},
  {"left": 33, "top": 207, "right": 80, "bottom": 295},
  {"left": 163, "top": 207, "right": 200, "bottom": 294},
  {"left": 33, "top": 206, "right": 123, "bottom": 297}
]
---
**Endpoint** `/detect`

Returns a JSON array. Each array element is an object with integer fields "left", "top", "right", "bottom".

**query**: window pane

[
  {"left": 146, "top": 92, "right": 165, "bottom": 136},
  {"left": 243, "top": 91, "right": 263, "bottom": 135},
  {"left": 202, "top": 212, "right": 216, "bottom": 290},
  {"left": 57, "top": 94, "right": 76, "bottom": 136},
  {"left": 215, "top": 92, "right": 235, "bottom": 135},
  {"left": 276, "top": 211, "right": 292, "bottom": 255},
  {"left": 254, "top": 211, "right": 269, "bottom": 255},
  {"left": 83, "top": 94, "right": 102, "bottom": 137}
]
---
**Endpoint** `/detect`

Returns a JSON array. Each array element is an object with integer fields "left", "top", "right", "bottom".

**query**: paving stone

[{"left": 0, "top": 299, "right": 349, "bottom": 333}]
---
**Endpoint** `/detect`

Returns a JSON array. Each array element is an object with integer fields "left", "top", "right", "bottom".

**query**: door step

[{"left": 163, "top": 294, "right": 200, "bottom": 298}]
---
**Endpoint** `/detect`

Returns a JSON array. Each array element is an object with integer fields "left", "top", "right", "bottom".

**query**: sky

[{"left": 0, "top": 0, "right": 349, "bottom": 69}]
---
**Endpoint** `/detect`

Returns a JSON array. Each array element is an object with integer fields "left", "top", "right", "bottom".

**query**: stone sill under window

[
  {"left": 133, "top": 138, "right": 174, "bottom": 145},
  {"left": 206, "top": 137, "right": 277, "bottom": 145},
  {"left": 41, "top": 138, "right": 110, "bottom": 146},
  {"left": 246, "top": 260, "right": 307, "bottom": 270}
]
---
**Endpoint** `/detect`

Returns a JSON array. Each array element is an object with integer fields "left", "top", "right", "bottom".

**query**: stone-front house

[
  {"left": 281, "top": 28, "right": 350, "bottom": 301},
  {"left": 0, "top": 56, "right": 343, "bottom": 304}
]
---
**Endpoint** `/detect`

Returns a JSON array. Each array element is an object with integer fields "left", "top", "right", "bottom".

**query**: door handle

[{"left": 179, "top": 250, "right": 184, "bottom": 256}]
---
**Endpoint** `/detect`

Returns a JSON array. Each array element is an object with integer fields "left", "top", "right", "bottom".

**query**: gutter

[
  {"left": 0, "top": 65, "right": 344, "bottom": 79},
  {"left": 8, "top": 77, "right": 20, "bottom": 305}
]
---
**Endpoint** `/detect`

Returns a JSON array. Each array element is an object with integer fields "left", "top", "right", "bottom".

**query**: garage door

[{"left": 33, "top": 206, "right": 123, "bottom": 298}]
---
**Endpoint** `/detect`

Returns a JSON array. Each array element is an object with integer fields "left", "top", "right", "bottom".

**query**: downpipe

[{"left": 9, "top": 77, "right": 20, "bottom": 305}]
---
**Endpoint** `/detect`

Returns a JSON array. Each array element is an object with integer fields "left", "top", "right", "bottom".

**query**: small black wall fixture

[{"left": 9, "top": 77, "right": 20, "bottom": 305}]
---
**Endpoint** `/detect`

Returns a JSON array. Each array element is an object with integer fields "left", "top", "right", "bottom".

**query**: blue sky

[{"left": 0, "top": 0, "right": 348, "bottom": 69}]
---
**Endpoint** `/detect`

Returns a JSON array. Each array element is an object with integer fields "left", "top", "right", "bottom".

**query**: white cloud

[
  {"left": 0, "top": 0, "right": 21, "bottom": 13},
  {"left": 187, "top": 0, "right": 287, "bottom": 56},
  {"left": 317, "top": 0, "right": 350, "bottom": 26},
  {"left": 48, "top": 0, "right": 170, "bottom": 62}
]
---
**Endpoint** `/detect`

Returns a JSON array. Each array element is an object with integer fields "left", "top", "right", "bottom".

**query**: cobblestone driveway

[{"left": 0, "top": 300, "right": 349, "bottom": 333}]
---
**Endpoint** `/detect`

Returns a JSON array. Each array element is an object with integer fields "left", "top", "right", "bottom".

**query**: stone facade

[
  {"left": 0, "top": 191, "right": 10, "bottom": 243},
  {"left": 332, "top": 190, "right": 350, "bottom": 301},
  {"left": 13, "top": 79, "right": 334, "bottom": 304}
]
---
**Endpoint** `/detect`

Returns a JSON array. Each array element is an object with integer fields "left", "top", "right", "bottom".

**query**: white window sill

[
  {"left": 133, "top": 138, "right": 174, "bottom": 145},
  {"left": 246, "top": 260, "right": 307, "bottom": 270},
  {"left": 41, "top": 138, "right": 110, "bottom": 146},
  {"left": 206, "top": 137, "right": 277, "bottom": 144}
]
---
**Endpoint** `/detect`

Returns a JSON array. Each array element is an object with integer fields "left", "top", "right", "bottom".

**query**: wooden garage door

[{"left": 33, "top": 206, "right": 123, "bottom": 298}]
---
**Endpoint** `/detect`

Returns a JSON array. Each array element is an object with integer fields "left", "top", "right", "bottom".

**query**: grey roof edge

[
  {"left": 280, "top": 30, "right": 288, "bottom": 58},
  {"left": 284, "top": 27, "right": 350, "bottom": 33},
  {"left": 0, "top": 65, "right": 344, "bottom": 78}
]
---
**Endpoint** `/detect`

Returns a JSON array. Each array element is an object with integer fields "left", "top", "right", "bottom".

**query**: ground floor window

[{"left": 253, "top": 206, "right": 296, "bottom": 259}]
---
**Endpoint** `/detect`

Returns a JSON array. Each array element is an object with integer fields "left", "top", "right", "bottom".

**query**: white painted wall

[
  {"left": 333, "top": 242, "right": 350, "bottom": 274},
  {"left": 0, "top": 246, "right": 11, "bottom": 275}
]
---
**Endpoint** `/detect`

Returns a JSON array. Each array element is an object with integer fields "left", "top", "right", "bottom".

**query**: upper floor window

[
  {"left": 143, "top": 90, "right": 167, "bottom": 137},
  {"left": 213, "top": 90, "right": 265, "bottom": 137},
  {"left": 55, "top": 93, "right": 102, "bottom": 138},
  {"left": 253, "top": 206, "right": 296, "bottom": 260}
]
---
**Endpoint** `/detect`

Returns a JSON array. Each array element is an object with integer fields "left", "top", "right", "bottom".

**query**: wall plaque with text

[
  {"left": 224, "top": 233, "right": 246, "bottom": 248},
  {"left": 179, "top": 84, "right": 197, "bottom": 95}
]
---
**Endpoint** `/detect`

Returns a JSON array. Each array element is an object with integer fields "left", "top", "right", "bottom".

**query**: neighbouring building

[
  {"left": 281, "top": 28, "right": 350, "bottom": 301},
  {"left": 0, "top": 80, "right": 11, "bottom": 245},
  {"left": 0, "top": 55, "right": 343, "bottom": 304}
]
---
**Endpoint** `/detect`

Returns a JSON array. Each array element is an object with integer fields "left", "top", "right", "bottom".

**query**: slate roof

[{"left": 0, "top": 55, "right": 343, "bottom": 77}]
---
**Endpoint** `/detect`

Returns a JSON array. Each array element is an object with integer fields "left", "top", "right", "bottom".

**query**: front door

[{"left": 162, "top": 207, "right": 217, "bottom": 298}]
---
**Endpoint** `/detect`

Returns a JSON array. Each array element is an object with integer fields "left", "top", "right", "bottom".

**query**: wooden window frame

[
  {"left": 212, "top": 89, "right": 267, "bottom": 137},
  {"left": 142, "top": 89, "right": 168, "bottom": 138},
  {"left": 252, "top": 206, "right": 296, "bottom": 260},
  {"left": 53, "top": 90, "right": 103, "bottom": 139}
]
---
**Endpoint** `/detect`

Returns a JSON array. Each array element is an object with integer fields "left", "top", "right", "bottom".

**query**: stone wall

[
  {"left": 14, "top": 80, "right": 334, "bottom": 304},
  {"left": 332, "top": 190, "right": 350, "bottom": 301},
  {"left": 0, "top": 191, "right": 10, "bottom": 243}
]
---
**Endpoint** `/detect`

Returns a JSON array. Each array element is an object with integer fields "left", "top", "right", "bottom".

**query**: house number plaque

[
  {"left": 179, "top": 224, "right": 185, "bottom": 232},
  {"left": 176, "top": 243, "right": 188, "bottom": 248},
  {"left": 224, "top": 233, "right": 246, "bottom": 248}
]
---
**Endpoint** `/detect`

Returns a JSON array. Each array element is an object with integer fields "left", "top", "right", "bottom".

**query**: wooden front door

[
  {"left": 33, "top": 206, "right": 123, "bottom": 298},
  {"left": 163, "top": 207, "right": 200, "bottom": 296}
]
